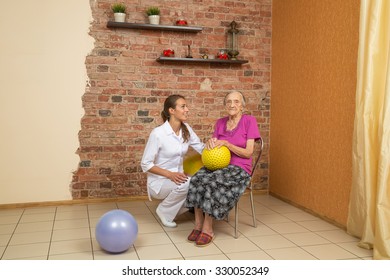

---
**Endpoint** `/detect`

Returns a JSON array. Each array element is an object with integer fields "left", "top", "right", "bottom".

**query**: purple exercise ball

[{"left": 95, "top": 209, "right": 138, "bottom": 253}]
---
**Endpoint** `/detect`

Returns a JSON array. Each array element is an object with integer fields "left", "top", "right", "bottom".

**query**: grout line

[{"left": 0, "top": 209, "right": 25, "bottom": 260}]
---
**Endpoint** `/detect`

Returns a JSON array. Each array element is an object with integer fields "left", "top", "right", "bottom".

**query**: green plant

[
  {"left": 112, "top": 3, "right": 126, "bottom": 13},
  {"left": 146, "top": 6, "right": 160, "bottom": 16}
]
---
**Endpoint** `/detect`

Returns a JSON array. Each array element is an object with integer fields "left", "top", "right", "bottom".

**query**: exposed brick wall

[{"left": 71, "top": 0, "right": 271, "bottom": 199}]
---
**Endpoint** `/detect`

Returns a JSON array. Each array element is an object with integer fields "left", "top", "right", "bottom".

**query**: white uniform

[{"left": 141, "top": 121, "right": 204, "bottom": 222}]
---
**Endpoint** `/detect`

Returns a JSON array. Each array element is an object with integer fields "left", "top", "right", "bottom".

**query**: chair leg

[
  {"left": 234, "top": 202, "right": 239, "bottom": 238},
  {"left": 249, "top": 191, "right": 257, "bottom": 228}
]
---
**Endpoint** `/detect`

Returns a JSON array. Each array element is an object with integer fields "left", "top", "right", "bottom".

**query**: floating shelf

[
  {"left": 107, "top": 21, "right": 203, "bottom": 32},
  {"left": 156, "top": 57, "right": 249, "bottom": 65}
]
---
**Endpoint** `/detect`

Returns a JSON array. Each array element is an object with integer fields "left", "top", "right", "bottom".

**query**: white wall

[{"left": 0, "top": 1, "right": 94, "bottom": 204}]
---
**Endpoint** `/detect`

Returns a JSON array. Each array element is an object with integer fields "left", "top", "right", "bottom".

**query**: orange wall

[{"left": 270, "top": 0, "right": 360, "bottom": 226}]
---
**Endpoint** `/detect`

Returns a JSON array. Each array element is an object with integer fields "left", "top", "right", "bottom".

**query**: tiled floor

[{"left": 0, "top": 194, "right": 373, "bottom": 260}]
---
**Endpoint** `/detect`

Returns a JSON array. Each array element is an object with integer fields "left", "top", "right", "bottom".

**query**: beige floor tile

[
  {"left": 89, "top": 218, "right": 100, "bottom": 228},
  {"left": 283, "top": 232, "right": 331, "bottom": 246},
  {"left": 49, "top": 251, "right": 94, "bottom": 260},
  {"left": 0, "top": 194, "right": 371, "bottom": 261},
  {"left": 253, "top": 204, "right": 277, "bottom": 215},
  {"left": 302, "top": 244, "right": 357, "bottom": 260},
  {"left": 52, "top": 227, "right": 91, "bottom": 241},
  {"left": 163, "top": 220, "right": 195, "bottom": 232},
  {"left": 0, "top": 234, "right": 11, "bottom": 246},
  {"left": 175, "top": 241, "right": 222, "bottom": 258},
  {"left": 248, "top": 235, "right": 297, "bottom": 250},
  {"left": 267, "top": 222, "right": 310, "bottom": 234},
  {"left": 229, "top": 213, "right": 257, "bottom": 227},
  {"left": 283, "top": 211, "right": 320, "bottom": 222},
  {"left": 117, "top": 200, "right": 149, "bottom": 208},
  {"left": 232, "top": 223, "right": 277, "bottom": 238},
  {"left": 88, "top": 209, "right": 114, "bottom": 219},
  {"left": 316, "top": 229, "right": 359, "bottom": 243},
  {"left": 227, "top": 250, "right": 273, "bottom": 260},
  {"left": 14, "top": 255, "right": 48, "bottom": 260},
  {"left": 49, "top": 239, "right": 92, "bottom": 255},
  {"left": 55, "top": 210, "right": 88, "bottom": 220},
  {"left": 15, "top": 221, "right": 53, "bottom": 233},
  {"left": 134, "top": 232, "right": 172, "bottom": 247},
  {"left": 165, "top": 230, "right": 191, "bottom": 244},
  {"left": 265, "top": 247, "right": 318, "bottom": 260},
  {"left": 2, "top": 242, "right": 50, "bottom": 259},
  {"left": 256, "top": 213, "right": 292, "bottom": 224},
  {"left": 94, "top": 247, "right": 139, "bottom": 260},
  {"left": 213, "top": 225, "right": 239, "bottom": 239},
  {"left": 87, "top": 203, "right": 118, "bottom": 210},
  {"left": 267, "top": 204, "right": 304, "bottom": 214},
  {"left": 214, "top": 237, "right": 260, "bottom": 253},
  {"left": 186, "top": 254, "right": 229, "bottom": 260},
  {"left": 337, "top": 242, "right": 373, "bottom": 258},
  {"left": 125, "top": 213, "right": 157, "bottom": 224},
  {"left": 137, "top": 222, "right": 164, "bottom": 234},
  {"left": 255, "top": 195, "right": 289, "bottom": 206},
  {"left": 53, "top": 218, "right": 89, "bottom": 230},
  {"left": 56, "top": 204, "right": 87, "bottom": 212},
  {"left": 298, "top": 220, "right": 340, "bottom": 231},
  {"left": 9, "top": 231, "right": 52, "bottom": 245},
  {"left": 0, "top": 215, "right": 20, "bottom": 225},
  {"left": 118, "top": 206, "right": 151, "bottom": 215},
  {"left": 136, "top": 243, "right": 182, "bottom": 260},
  {"left": 23, "top": 207, "right": 56, "bottom": 215},
  {"left": 0, "top": 224, "right": 17, "bottom": 235},
  {"left": 19, "top": 213, "right": 55, "bottom": 223},
  {"left": 0, "top": 209, "right": 24, "bottom": 216}
]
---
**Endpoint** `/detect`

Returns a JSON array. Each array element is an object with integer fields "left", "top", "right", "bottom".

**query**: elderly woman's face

[{"left": 225, "top": 92, "right": 243, "bottom": 116}]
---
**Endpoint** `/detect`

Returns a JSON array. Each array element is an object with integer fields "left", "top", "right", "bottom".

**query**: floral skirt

[{"left": 185, "top": 165, "right": 251, "bottom": 220}]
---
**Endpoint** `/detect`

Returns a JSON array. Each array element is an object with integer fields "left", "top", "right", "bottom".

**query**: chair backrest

[{"left": 251, "top": 137, "right": 264, "bottom": 176}]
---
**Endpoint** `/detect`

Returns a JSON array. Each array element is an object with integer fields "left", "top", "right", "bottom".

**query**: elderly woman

[
  {"left": 141, "top": 95, "right": 204, "bottom": 228},
  {"left": 185, "top": 91, "right": 260, "bottom": 246}
]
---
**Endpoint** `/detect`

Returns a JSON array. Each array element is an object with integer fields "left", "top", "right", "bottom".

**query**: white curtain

[{"left": 347, "top": 0, "right": 390, "bottom": 259}]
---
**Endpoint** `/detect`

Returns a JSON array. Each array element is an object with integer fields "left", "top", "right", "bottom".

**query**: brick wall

[{"left": 71, "top": 0, "right": 271, "bottom": 199}]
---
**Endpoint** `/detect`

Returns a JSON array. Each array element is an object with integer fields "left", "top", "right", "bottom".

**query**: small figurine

[{"left": 186, "top": 45, "right": 193, "bottom": 58}]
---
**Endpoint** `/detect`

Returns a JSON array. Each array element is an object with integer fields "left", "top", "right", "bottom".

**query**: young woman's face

[
  {"left": 170, "top": 98, "right": 189, "bottom": 121},
  {"left": 225, "top": 92, "right": 243, "bottom": 117}
]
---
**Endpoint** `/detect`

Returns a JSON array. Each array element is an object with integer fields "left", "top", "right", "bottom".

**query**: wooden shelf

[
  {"left": 156, "top": 57, "right": 248, "bottom": 64},
  {"left": 107, "top": 21, "right": 203, "bottom": 32}
]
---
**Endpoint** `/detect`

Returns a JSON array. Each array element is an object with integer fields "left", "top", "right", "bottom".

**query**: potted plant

[
  {"left": 146, "top": 7, "right": 160, "bottom": 25},
  {"left": 112, "top": 3, "right": 126, "bottom": 22}
]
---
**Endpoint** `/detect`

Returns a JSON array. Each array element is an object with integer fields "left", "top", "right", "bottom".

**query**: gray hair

[{"left": 223, "top": 91, "right": 246, "bottom": 106}]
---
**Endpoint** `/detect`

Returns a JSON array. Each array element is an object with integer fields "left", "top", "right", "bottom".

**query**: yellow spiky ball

[{"left": 201, "top": 146, "right": 231, "bottom": 171}]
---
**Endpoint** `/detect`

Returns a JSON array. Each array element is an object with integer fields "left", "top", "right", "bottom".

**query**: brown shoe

[
  {"left": 187, "top": 229, "right": 202, "bottom": 242},
  {"left": 195, "top": 232, "right": 215, "bottom": 247}
]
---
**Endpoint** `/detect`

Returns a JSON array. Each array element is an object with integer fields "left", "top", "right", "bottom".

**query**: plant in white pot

[
  {"left": 146, "top": 7, "right": 160, "bottom": 25},
  {"left": 112, "top": 3, "right": 126, "bottom": 22}
]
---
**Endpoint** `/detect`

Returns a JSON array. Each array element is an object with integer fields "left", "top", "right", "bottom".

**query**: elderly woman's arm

[{"left": 207, "top": 138, "right": 255, "bottom": 159}]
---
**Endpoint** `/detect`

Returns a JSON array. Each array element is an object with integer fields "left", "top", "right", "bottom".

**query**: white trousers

[{"left": 149, "top": 179, "right": 190, "bottom": 222}]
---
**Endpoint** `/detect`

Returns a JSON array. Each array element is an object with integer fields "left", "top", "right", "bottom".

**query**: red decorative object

[
  {"left": 163, "top": 49, "right": 175, "bottom": 57},
  {"left": 176, "top": 19, "right": 188, "bottom": 26},
  {"left": 217, "top": 50, "right": 229, "bottom": 60}
]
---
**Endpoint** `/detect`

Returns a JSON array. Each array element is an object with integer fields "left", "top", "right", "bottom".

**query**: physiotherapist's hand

[{"left": 169, "top": 172, "right": 189, "bottom": 185}]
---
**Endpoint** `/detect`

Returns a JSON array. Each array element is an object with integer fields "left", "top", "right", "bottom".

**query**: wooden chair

[{"left": 233, "top": 137, "right": 263, "bottom": 238}]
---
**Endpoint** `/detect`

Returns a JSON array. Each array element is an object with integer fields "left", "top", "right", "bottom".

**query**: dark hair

[{"left": 161, "top": 94, "right": 190, "bottom": 142}]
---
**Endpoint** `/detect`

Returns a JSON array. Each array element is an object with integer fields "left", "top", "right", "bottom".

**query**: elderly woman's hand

[
  {"left": 206, "top": 138, "right": 217, "bottom": 149},
  {"left": 206, "top": 138, "right": 230, "bottom": 150}
]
